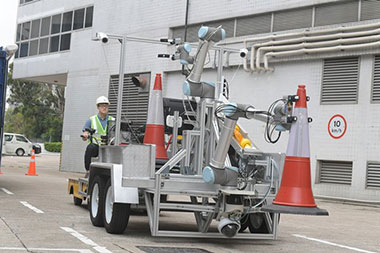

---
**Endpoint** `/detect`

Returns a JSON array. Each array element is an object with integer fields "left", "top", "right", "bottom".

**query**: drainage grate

[{"left": 137, "top": 246, "right": 212, "bottom": 253}]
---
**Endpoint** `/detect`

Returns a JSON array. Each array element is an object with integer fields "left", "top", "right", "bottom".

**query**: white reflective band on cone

[
  {"left": 146, "top": 90, "right": 164, "bottom": 125},
  {"left": 286, "top": 107, "right": 310, "bottom": 157}
]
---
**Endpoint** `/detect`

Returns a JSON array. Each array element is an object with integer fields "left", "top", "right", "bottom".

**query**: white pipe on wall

[
  {"left": 263, "top": 40, "right": 380, "bottom": 70},
  {"left": 256, "top": 33, "right": 380, "bottom": 70},
  {"left": 232, "top": 21, "right": 380, "bottom": 72},
  {"left": 251, "top": 27, "right": 380, "bottom": 71}
]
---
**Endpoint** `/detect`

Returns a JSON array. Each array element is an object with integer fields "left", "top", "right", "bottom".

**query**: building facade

[{"left": 13, "top": 0, "right": 380, "bottom": 201}]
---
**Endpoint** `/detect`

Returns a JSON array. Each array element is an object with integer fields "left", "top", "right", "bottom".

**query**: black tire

[
  {"left": 89, "top": 176, "right": 105, "bottom": 227},
  {"left": 73, "top": 196, "right": 83, "bottom": 206},
  {"left": 248, "top": 213, "right": 280, "bottom": 233},
  {"left": 239, "top": 215, "right": 250, "bottom": 232},
  {"left": 16, "top": 148, "right": 25, "bottom": 156},
  {"left": 103, "top": 179, "right": 130, "bottom": 234},
  {"left": 248, "top": 213, "right": 268, "bottom": 233}
]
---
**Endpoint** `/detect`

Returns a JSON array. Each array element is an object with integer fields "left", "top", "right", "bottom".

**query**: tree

[{"left": 5, "top": 64, "right": 65, "bottom": 142}]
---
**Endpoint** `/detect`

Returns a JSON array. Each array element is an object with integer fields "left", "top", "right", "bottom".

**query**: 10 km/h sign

[{"left": 328, "top": 114, "right": 347, "bottom": 139}]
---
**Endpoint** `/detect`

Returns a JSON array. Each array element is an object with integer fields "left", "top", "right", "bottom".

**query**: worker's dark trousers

[{"left": 84, "top": 143, "right": 99, "bottom": 171}]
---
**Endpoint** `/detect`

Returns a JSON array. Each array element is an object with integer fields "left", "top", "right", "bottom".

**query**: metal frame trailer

[{"left": 72, "top": 27, "right": 297, "bottom": 239}]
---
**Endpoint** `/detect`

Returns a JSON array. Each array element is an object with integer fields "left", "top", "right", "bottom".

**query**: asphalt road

[{"left": 0, "top": 154, "right": 379, "bottom": 253}]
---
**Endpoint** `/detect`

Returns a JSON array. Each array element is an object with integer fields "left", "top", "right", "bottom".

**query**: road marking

[
  {"left": 0, "top": 247, "right": 93, "bottom": 252},
  {"left": 293, "top": 234, "right": 377, "bottom": 253},
  {"left": 1, "top": 188, "right": 14, "bottom": 195},
  {"left": 20, "top": 201, "right": 44, "bottom": 214},
  {"left": 61, "top": 227, "right": 112, "bottom": 253}
]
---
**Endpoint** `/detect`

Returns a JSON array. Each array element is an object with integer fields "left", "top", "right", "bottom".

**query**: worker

[{"left": 81, "top": 96, "right": 114, "bottom": 177}]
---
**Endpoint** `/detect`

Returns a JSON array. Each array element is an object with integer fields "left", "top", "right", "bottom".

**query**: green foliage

[
  {"left": 5, "top": 64, "right": 65, "bottom": 142},
  {"left": 44, "top": 142, "right": 62, "bottom": 152}
]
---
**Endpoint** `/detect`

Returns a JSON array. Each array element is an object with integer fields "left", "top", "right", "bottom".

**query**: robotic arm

[{"left": 203, "top": 97, "right": 298, "bottom": 187}]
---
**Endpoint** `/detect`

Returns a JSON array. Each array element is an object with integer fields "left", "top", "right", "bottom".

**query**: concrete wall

[{"left": 13, "top": 0, "right": 380, "bottom": 201}]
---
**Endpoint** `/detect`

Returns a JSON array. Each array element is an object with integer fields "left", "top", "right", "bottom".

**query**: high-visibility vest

[{"left": 89, "top": 115, "right": 114, "bottom": 145}]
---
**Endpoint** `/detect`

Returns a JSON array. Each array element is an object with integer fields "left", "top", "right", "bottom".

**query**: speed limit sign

[{"left": 328, "top": 114, "right": 347, "bottom": 139}]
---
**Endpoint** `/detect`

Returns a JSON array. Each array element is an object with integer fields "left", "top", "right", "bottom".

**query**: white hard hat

[{"left": 96, "top": 96, "right": 110, "bottom": 105}]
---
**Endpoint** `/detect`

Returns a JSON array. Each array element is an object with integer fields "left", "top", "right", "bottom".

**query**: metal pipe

[
  {"left": 254, "top": 28, "right": 380, "bottom": 71},
  {"left": 184, "top": 0, "right": 189, "bottom": 42},
  {"left": 235, "top": 22, "right": 380, "bottom": 71},
  {"left": 115, "top": 36, "right": 126, "bottom": 145},
  {"left": 263, "top": 40, "right": 380, "bottom": 70},
  {"left": 227, "top": 21, "right": 380, "bottom": 47}
]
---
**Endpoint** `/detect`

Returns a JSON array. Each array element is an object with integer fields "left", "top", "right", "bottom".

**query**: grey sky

[{"left": 0, "top": 0, "right": 18, "bottom": 47}]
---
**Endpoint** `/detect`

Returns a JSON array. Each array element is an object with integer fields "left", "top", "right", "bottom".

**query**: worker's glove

[{"left": 80, "top": 131, "right": 89, "bottom": 141}]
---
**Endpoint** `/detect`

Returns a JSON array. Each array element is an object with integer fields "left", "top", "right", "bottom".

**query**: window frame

[{"left": 15, "top": 5, "right": 94, "bottom": 59}]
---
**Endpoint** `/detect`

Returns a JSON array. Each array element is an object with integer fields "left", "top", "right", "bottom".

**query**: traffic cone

[
  {"left": 262, "top": 85, "right": 328, "bottom": 216},
  {"left": 144, "top": 74, "right": 168, "bottom": 160},
  {"left": 26, "top": 149, "right": 38, "bottom": 176}
]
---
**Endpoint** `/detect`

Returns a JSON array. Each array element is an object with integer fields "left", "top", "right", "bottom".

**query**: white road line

[
  {"left": 293, "top": 234, "right": 377, "bottom": 253},
  {"left": 19, "top": 201, "right": 44, "bottom": 214},
  {"left": 61, "top": 227, "right": 112, "bottom": 253},
  {"left": 0, "top": 247, "right": 93, "bottom": 252},
  {"left": 1, "top": 188, "right": 14, "bottom": 195}
]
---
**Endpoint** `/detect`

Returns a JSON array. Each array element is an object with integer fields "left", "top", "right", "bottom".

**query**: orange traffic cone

[
  {"left": 144, "top": 74, "right": 168, "bottom": 160},
  {"left": 262, "top": 85, "right": 328, "bottom": 216},
  {"left": 26, "top": 149, "right": 38, "bottom": 176}
]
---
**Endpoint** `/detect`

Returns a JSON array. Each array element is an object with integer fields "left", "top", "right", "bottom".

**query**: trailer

[{"left": 69, "top": 26, "right": 327, "bottom": 239}]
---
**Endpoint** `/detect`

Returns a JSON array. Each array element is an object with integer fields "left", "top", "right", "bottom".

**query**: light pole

[{"left": 93, "top": 33, "right": 126, "bottom": 145}]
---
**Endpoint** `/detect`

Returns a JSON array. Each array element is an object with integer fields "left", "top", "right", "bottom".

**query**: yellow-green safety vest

[{"left": 89, "top": 115, "right": 114, "bottom": 145}]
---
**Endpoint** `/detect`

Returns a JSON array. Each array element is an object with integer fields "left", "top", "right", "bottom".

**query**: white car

[{"left": 2, "top": 133, "right": 33, "bottom": 156}]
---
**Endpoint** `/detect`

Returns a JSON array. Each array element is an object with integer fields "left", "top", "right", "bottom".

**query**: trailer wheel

[
  {"left": 239, "top": 215, "right": 250, "bottom": 232},
  {"left": 73, "top": 196, "right": 83, "bottom": 206},
  {"left": 103, "top": 179, "right": 130, "bottom": 234},
  {"left": 89, "top": 176, "right": 105, "bottom": 227},
  {"left": 248, "top": 213, "right": 280, "bottom": 233}
]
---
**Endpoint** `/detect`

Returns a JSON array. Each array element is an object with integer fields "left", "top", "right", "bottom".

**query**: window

[
  {"left": 73, "top": 8, "right": 85, "bottom": 30},
  {"left": 20, "top": 42, "right": 29, "bottom": 57},
  {"left": 318, "top": 160, "right": 352, "bottom": 185},
  {"left": 31, "top": 19, "right": 40, "bottom": 39},
  {"left": 16, "top": 24, "right": 21, "bottom": 42},
  {"left": 16, "top": 135, "right": 28, "bottom": 143},
  {"left": 50, "top": 35, "right": 59, "bottom": 53},
  {"left": 85, "top": 6, "right": 94, "bottom": 28},
  {"left": 21, "top": 22, "right": 30, "bottom": 40},
  {"left": 39, "top": 38, "right": 49, "bottom": 54},
  {"left": 41, "top": 17, "right": 50, "bottom": 36},
  {"left": 62, "top": 11, "right": 73, "bottom": 32},
  {"left": 20, "top": 0, "right": 39, "bottom": 5},
  {"left": 15, "top": 6, "right": 93, "bottom": 58},
  {"left": 4, "top": 135, "right": 13, "bottom": 142},
  {"left": 60, "top": 34, "right": 71, "bottom": 51},
  {"left": 29, "top": 40, "right": 38, "bottom": 56},
  {"left": 51, "top": 14, "right": 62, "bottom": 34},
  {"left": 321, "top": 57, "right": 359, "bottom": 104},
  {"left": 15, "top": 43, "right": 20, "bottom": 59}
]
